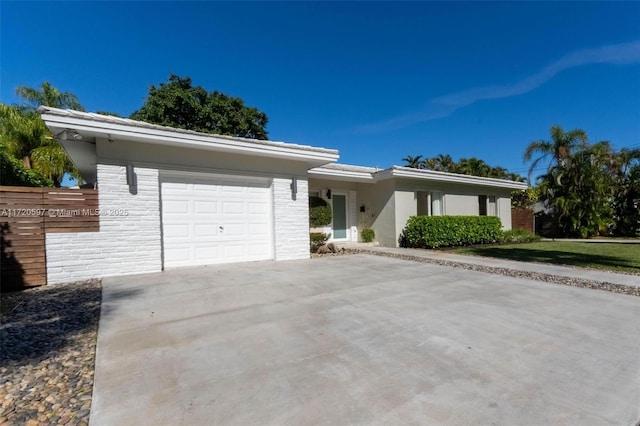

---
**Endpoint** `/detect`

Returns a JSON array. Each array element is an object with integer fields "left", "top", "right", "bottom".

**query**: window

[
  {"left": 431, "top": 192, "right": 443, "bottom": 216},
  {"left": 479, "top": 195, "right": 487, "bottom": 216},
  {"left": 479, "top": 195, "right": 497, "bottom": 216}
]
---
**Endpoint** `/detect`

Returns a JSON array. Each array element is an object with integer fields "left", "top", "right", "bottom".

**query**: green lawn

[{"left": 454, "top": 241, "right": 640, "bottom": 274}]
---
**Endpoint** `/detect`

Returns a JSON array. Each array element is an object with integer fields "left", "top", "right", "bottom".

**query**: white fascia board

[
  {"left": 41, "top": 113, "right": 339, "bottom": 166},
  {"left": 308, "top": 167, "right": 375, "bottom": 182},
  {"left": 377, "top": 167, "right": 528, "bottom": 190}
]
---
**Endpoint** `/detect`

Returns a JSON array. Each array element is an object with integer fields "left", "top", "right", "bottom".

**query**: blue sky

[{"left": 2, "top": 1, "right": 640, "bottom": 178}]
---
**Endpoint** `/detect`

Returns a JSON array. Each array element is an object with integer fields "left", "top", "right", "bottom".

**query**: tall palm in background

[
  {"left": 401, "top": 155, "right": 423, "bottom": 168},
  {"left": 1, "top": 82, "right": 84, "bottom": 186},
  {"left": 523, "top": 125, "right": 588, "bottom": 182},
  {"left": 15, "top": 81, "right": 85, "bottom": 112}
]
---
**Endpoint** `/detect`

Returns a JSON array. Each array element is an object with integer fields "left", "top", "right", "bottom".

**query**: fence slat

[{"left": 1, "top": 186, "right": 100, "bottom": 288}]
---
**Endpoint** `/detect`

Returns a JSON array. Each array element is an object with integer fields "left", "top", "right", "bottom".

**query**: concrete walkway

[{"left": 344, "top": 245, "right": 640, "bottom": 288}]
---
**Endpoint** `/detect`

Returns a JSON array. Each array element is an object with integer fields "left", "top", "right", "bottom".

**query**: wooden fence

[
  {"left": 1, "top": 186, "right": 99, "bottom": 289},
  {"left": 511, "top": 208, "right": 534, "bottom": 233}
]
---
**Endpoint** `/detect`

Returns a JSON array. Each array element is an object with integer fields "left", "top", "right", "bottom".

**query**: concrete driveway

[{"left": 90, "top": 254, "right": 640, "bottom": 425}]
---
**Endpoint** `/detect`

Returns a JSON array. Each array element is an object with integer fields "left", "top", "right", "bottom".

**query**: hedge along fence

[{"left": 401, "top": 216, "right": 502, "bottom": 248}]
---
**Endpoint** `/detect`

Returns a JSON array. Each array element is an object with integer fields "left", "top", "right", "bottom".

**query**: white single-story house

[
  {"left": 39, "top": 107, "right": 527, "bottom": 284},
  {"left": 309, "top": 164, "right": 527, "bottom": 247}
]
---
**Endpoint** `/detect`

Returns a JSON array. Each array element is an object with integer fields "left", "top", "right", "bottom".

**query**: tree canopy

[
  {"left": 1, "top": 82, "right": 84, "bottom": 187},
  {"left": 130, "top": 74, "right": 269, "bottom": 139},
  {"left": 526, "top": 126, "right": 640, "bottom": 237},
  {"left": 15, "top": 81, "right": 85, "bottom": 112},
  {"left": 401, "top": 153, "right": 524, "bottom": 182}
]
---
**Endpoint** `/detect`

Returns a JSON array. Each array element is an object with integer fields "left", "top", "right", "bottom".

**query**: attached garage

[
  {"left": 39, "top": 107, "right": 339, "bottom": 284},
  {"left": 160, "top": 172, "right": 273, "bottom": 268}
]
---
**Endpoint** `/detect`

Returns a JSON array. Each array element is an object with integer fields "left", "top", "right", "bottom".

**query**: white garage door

[{"left": 160, "top": 173, "right": 273, "bottom": 268}]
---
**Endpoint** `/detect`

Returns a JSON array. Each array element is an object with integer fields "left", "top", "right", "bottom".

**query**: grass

[{"left": 454, "top": 241, "right": 640, "bottom": 274}]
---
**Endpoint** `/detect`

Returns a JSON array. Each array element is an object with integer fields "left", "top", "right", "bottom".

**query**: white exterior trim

[{"left": 310, "top": 164, "right": 528, "bottom": 190}]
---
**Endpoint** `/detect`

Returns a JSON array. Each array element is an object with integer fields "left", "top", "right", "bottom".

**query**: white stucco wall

[
  {"left": 46, "top": 164, "right": 162, "bottom": 284},
  {"left": 355, "top": 180, "right": 397, "bottom": 247},
  {"left": 394, "top": 190, "right": 417, "bottom": 246},
  {"left": 273, "top": 177, "right": 310, "bottom": 260},
  {"left": 444, "top": 194, "right": 479, "bottom": 216},
  {"left": 498, "top": 196, "right": 512, "bottom": 230}
]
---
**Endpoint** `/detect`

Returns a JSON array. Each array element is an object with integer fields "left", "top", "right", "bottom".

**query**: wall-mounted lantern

[
  {"left": 126, "top": 164, "right": 136, "bottom": 186},
  {"left": 290, "top": 177, "right": 297, "bottom": 200}
]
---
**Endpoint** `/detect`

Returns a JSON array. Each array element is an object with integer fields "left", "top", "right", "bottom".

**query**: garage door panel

[
  {"left": 161, "top": 173, "right": 273, "bottom": 268},
  {"left": 194, "top": 224, "right": 219, "bottom": 237},
  {"left": 248, "top": 223, "right": 269, "bottom": 235},
  {"left": 195, "top": 246, "right": 220, "bottom": 260},
  {"left": 163, "top": 200, "right": 190, "bottom": 214},
  {"left": 163, "top": 223, "right": 190, "bottom": 238},
  {"left": 248, "top": 202, "right": 269, "bottom": 214},
  {"left": 194, "top": 201, "right": 217, "bottom": 214},
  {"left": 222, "top": 202, "right": 244, "bottom": 214}
]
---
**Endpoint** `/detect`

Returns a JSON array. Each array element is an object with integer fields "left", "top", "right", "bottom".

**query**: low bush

[
  {"left": 360, "top": 228, "right": 375, "bottom": 242},
  {"left": 309, "top": 196, "right": 332, "bottom": 227},
  {"left": 500, "top": 229, "right": 541, "bottom": 244},
  {"left": 310, "top": 232, "right": 330, "bottom": 252},
  {"left": 401, "top": 215, "right": 502, "bottom": 248}
]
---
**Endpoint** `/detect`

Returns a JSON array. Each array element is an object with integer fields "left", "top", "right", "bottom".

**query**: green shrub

[
  {"left": 360, "top": 228, "right": 375, "bottom": 242},
  {"left": 309, "top": 196, "right": 332, "bottom": 227},
  {"left": 401, "top": 216, "right": 502, "bottom": 248},
  {"left": 310, "top": 232, "right": 330, "bottom": 252},
  {"left": 500, "top": 229, "right": 541, "bottom": 244}
]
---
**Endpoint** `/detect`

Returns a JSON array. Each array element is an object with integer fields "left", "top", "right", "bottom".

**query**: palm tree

[
  {"left": 0, "top": 104, "right": 74, "bottom": 186},
  {"left": 523, "top": 125, "right": 588, "bottom": 181},
  {"left": 402, "top": 154, "right": 424, "bottom": 168},
  {"left": 16, "top": 81, "right": 85, "bottom": 111},
  {"left": 432, "top": 154, "right": 455, "bottom": 172},
  {"left": 457, "top": 157, "right": 490, "bottom": 177},
  {"left": 3, "top": 81, "right": 85, "bottom": 187}
]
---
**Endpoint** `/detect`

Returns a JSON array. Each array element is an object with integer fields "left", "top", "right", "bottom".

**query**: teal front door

[{"left": 332, "top": 194, "right": 347, "bottom": 239}]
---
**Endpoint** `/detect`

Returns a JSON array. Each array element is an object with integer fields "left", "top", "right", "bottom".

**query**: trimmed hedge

[
  {"left": 309, "top": 196, "right": 332, "bottom": 227},
  {"left": 401, "top": 216, "right": 502, "bottom": 248},
  {"left": 360, "top": 228, "right": 375, "bottom": 242}
]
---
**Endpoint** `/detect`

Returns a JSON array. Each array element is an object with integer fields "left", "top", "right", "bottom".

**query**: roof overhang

[
  {"left": 377, "top": 166, "right": 529, "bottom": 190},
  {"left": 309, "top": 164, "right": 528, "bottom": 190},
  {"left": 39, "top": 107, "right": 339, "bottom": 182},
  {"left": 308, "top": 166, "right": 376, "bottom": 182}
]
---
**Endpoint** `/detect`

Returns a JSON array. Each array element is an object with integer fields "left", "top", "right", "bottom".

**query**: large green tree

[{"left": 130, "top": 74, "right": 269, "bottom": 139}]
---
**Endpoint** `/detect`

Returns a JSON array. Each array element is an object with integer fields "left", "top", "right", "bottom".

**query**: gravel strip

[
  {"left": 347, "top": 249, "right": 640, "bottom": 297},
  {"left": 0, "top": 279, "right": 101, "bottom": 426}
]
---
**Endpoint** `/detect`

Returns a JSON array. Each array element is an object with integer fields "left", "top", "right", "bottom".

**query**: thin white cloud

[{"left": 354, "top": 40, "right": 640, "bottom": 134}]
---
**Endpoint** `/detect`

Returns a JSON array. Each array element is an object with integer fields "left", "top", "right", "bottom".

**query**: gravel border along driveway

[{"left": 0, "top": 279, "right": 101, "bottom": 426}]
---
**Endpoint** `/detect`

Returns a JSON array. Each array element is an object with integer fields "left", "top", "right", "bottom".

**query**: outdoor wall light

[
  {"left": 290, "top": 177, "right": 297, "bottom": 200},
  {"left": 126, "top": 164, "right": 136, "bottom": 186},
  {"left": 326, "top": 189, "right": 332, "bottom": 199},
  {"left": 360, "top": 205, "right": 366, "bottom": 213}
]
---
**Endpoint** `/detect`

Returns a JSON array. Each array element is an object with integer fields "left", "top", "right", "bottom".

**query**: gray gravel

[{"left": 0, "top": 279, "right": 101, "bottom": 426}]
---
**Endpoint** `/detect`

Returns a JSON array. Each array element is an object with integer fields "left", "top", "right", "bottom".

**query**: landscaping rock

[{"left": 0, "top": 279, "right": 101, "bottom": 425}]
